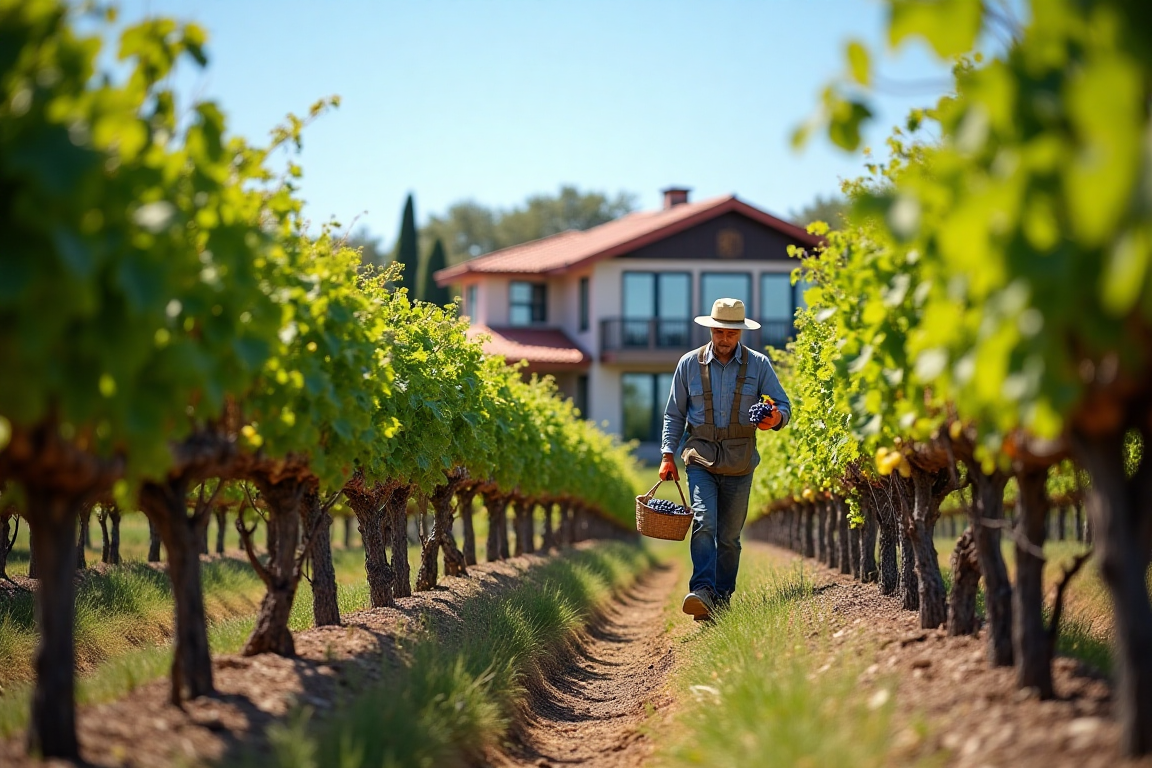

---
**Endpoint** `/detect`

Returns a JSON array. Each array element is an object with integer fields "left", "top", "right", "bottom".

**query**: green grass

[
  {"left": 239, "top": 541, "right": 655, "bottom": 768},
  {"left": 655, "top": 550, "right": 915, "bottom": 768}
]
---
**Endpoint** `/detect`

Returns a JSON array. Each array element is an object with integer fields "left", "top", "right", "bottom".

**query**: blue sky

[{"left": 111, "top": 1, "right": 953, "bottom": 245}]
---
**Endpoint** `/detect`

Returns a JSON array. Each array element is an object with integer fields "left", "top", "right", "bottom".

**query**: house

[{"left": 433, "top": 188, "right": 822, "bottom": 462}]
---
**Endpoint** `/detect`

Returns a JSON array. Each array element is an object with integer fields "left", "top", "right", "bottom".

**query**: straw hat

[{"left": 694, "top": 298, "right": 761, "bottom": 330}]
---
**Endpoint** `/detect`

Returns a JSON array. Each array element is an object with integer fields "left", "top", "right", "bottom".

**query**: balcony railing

[{"left": 600, "top": 317, "right": 794, "bottom": 357}]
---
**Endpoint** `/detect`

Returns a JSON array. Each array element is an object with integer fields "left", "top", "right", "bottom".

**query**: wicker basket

[{"left": 635, "top": 479, "right": 693, "bottom": 541}]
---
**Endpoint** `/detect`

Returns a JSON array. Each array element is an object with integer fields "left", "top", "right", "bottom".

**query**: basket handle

[
  {"left": 645, "top": 477, "right": 691, "bottom": 510},
  {"left": 642, "top": 480, "right": 662, "bottom": 501}
]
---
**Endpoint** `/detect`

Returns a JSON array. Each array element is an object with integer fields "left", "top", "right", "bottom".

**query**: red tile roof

[
  {"left": 469, "top": 325, "right": 590, "bottom": 370},
  {"left": 434, "top": 194, "right": 822, "bottom": 284}
]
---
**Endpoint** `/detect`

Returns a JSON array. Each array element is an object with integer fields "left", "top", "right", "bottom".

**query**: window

[
  {"left": 509, "top": 281, "right": 546, "bottom": 326},
  {"left": 465, "top": 284, "right": 478, "bottom": 321},
  {"left": 575, "top": 374, "right": 589, "bottom": 417},
  {"left": 579, "top": 277, "right": 589, "bottom": 332},
  {"left": 701, "top": 272, "right": 752, "bottom": 316},
  {"left": 759, "top": 273, "right": 793, "bottom": 321},
  {"left": 621, "top": 272, "right": 691, "bottom": 348},
  {"left": 622, "top": 372, "right": 675, "bottom": 443}
]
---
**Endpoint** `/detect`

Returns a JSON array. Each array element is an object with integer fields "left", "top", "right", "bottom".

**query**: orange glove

[
  {"left": 659, "top": 453, "right": 679, "bottom": 481},
  {"left": 757, "top": 408, "right": 783, "bottom": 430}
]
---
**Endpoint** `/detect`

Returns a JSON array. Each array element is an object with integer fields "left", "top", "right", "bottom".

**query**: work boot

[{"left": 682, "top": 589, "right": 715, "bottom": 620}]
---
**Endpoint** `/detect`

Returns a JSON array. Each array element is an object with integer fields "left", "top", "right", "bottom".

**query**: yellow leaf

[{"left": 847, "top": 40, "right": 871, "bottom": 86}]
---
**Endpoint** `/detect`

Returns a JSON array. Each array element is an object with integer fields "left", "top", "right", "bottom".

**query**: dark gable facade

[{"left": 620, "top": 210, "right": 808, "bottom": 263}]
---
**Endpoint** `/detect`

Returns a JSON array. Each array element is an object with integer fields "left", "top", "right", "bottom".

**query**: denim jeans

[{"left": 686, "top": 465, "right": 754, "bottom": 599}]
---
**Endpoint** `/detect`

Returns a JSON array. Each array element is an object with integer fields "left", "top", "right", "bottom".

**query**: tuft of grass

[
  {"left": 655, "top": 555, "right": 904, "bottom": 768},
  {"left": 241, "top": 542, "right": 654, "bottom": 768}
]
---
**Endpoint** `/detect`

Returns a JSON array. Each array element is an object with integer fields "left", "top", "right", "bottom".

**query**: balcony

[{"left": 599, "top": 317, "right": 794, "bottom": 364}]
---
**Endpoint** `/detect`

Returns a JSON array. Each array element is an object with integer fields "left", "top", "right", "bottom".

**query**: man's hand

[
  {"left": 756, "top": 408, "right": 783, "bottom": 430},
  {"left": 659, "top": 453, "right": 679, "bottom": 481}
]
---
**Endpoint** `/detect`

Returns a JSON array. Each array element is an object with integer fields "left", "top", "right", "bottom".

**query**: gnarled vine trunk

[
  {"left": 214, "top": 505, "right": 227, "bottom": 555},
  {"left": 458, "top": 486, "right": 478, "bottom": 565},
  {"left": 965, "top": 463, "right": 1013, "bottom": 666},
  {"left": 388, "top": 485, "right": 412, "bottom": 599},
  {"left": 24, "top": 486, "right": 82, "bottom": 760},
  {"left": 907, "top": 467, "right": 948, "bottom": 629},
  {"left": 858, "top": 493, "right": 879, "bottom": 583},
  {"left": 1014, "top": 464, "right": 1053, "bottom": 697},
  {"left": 802, "top": 502, "right": 815, "bottom": 558},
  {"left": 242, "top": 476, "right": 306, "bottom": 656},
  {"left": 823, "top": 499, "right": 838, "bottom": 569},
  {"left": 0, "top": 511, "right": 16, "bottom": 579},
  {"left": 140, "top": 476, "right": 215, "bottom": 704},
  {"left": 815, "top": 500, "right": 828, "bottom": 563},
  {"left": 947, "top": 527, "right": 980, "bottom": 636},
  {"left": 345, "top": 485, "right": 394, "bottom": 608},
  {"left": 1073, "top": 424, "right": 1152, "bottom": 757},
  {"left": 541, "top": 502, "right": 556, "bottom": 552},
  {"left": 836, "top": 498, "right": 851, "bottom": 575},
  {"left": 874, "top": 485, "right": 899, "bottom": 595},
  {"left": 147, "top": 516, "right": 162, "bottom": 562},
  {"left": 416, "top": 479, "right": 467, "bottom": 591},
  {"left": 302, "top": 489, "right": 340, "bottom": 627},
  {"left": 513, "top": 498, "right": 535, "bottom": 555},
  {"left": 484, "top": 492, "right": 509, "bottom": 562}
]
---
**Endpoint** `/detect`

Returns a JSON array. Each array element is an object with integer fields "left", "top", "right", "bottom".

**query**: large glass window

[
  {"left": 509, "top": 281, "right": 546, "bottom": 326},
  {"left": 622, "top": 272, "right": 691, "bottom": 347},
  {"left": 701, "top": 272, "right": 751, "bottom": 316},
  {"left": 465, "top": 284, "right": 478, "bottom": 321},
  {"left": 622, "top": 372, "right": 675, "bottom": 443},
  {"left": 575, "top": 374, "right": 589, "bottom": 417},
  {"left": 578, "top": 277, "right": 589, "bottom": 332},
  {"left": 760, "top": 273, "right": 793, "bottom": 321}
]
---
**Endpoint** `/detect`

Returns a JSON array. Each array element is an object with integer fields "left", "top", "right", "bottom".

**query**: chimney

[{"left": 662, "top": 187, "right": 690, "bottom": 209}]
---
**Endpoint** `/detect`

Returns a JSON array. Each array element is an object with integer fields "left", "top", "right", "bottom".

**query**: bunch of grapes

[
  {"left": 749, "top": 395, "right": 776, "bottom": 426},
  {"left": 646, "top": 498, "right": 690, "bottom": 516}
]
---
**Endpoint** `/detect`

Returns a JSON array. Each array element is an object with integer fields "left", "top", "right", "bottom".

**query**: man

[{"left": 660, "top": 297, "right": 791, "bottom": 621}]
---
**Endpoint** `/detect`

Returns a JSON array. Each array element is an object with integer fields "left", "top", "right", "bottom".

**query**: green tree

[
  {"left": 345, "top": 226, "right": 386, "bottom": 267},
  {"left": 419, "top": 238, "right": 451, "bottom": 305},
  {"left": 422, "top": 185, "right": 636, "bottom": 266},
  {"left": 392, "top": 193, "right": 419, "bottom": 289},
  {"left": 789, "top": 193, "right": 849, "bottom": 230}
]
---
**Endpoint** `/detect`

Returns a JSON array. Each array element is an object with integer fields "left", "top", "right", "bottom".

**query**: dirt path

[{"left": 492, "top": 560, "right": 684, "bottom": 768}]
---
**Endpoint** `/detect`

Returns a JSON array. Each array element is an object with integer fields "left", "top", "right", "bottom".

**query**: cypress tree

[
  {"left": 419, "top": 238, "right": 451, "bottom": 305},
  {"left": 392, "top": 194, "right": 419, "bottom": 291}
]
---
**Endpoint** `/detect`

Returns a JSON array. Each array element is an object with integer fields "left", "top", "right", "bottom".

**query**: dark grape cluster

[
  {"left": 749, "top": 401, "right": 776, "bottom": 425},
  {"left": 646, "top": 498, "right": 690, "bottom": 516}
]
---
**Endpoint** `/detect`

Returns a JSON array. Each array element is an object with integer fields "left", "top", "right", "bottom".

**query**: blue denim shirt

[{"left": 661, "top": 343, "right": 792, "bottom": 463}]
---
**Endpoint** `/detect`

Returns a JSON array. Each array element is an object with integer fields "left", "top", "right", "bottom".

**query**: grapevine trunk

[
  {"left": 965, "top": 463, "right": 1014, "bottom": 666},
  {"left": 346, "top": 487, "right": 394, "bottom": 608},
  {"left": 875, "top": 492, "right": 899, "bottom": 596},
  {"left": 947, "top": 527, "right": 980, "bottom": 636},
  {"left": 388, "top": 485, "right": 412, "bottom": 599},
  {"left": 836, "top": 499, "right": 851, "bottom": 575},
  {"left": 242, "top": 477, "right": 306, "bottom": 657},
  {"left": 303, "top": 489, "right": 340, "bottom": 627},
  {"left": 908, "top": 467, "right": 947, "bottom": 629},
  {"left": 139, "top": 477, "right": 215, "bottom": 704},
  {"left": 458, "top": 487, "right": 478, "bottom": 565},
  {"left": 24, "top": 487, "right": 81, "bottom": 761},
  {"left": 1013, "top": 465, "right": 1053, "bottom": 697},
  {"left": 1073, "top": 426, "right": 1152, "bottom": 757}
]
